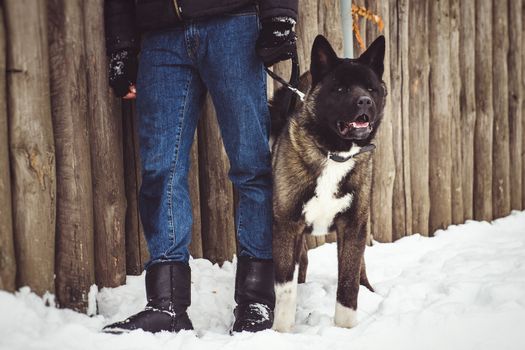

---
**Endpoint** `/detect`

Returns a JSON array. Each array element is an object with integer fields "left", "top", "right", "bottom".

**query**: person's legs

[
  {"left": 194, "top": 12, "right": 275, "bottom": 332},
  {"left": 137, "top": 27, "right": 206, "bottom": 266},
  {"left": 196, "top": 13, "right": 273, "bottom": 261},
  {"left": 104, "top": 27, "right": 205, "bottom": 334}
]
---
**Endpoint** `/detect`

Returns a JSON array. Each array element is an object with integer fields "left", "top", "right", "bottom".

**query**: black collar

[{"left": 327, "top": 144, "right": 376, "bottom": 163}]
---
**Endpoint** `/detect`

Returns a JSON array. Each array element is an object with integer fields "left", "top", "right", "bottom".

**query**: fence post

[
  {"left": 474, "top": 0, "right": 494, "bottom": 221},
  {"left": 491, "top": 0, "right": 511, "bottom": 219},
  {"left": 122, "top": 102, "right": 149, "bottom": 274},
  {"left": 408, "top": 0, "right": 430, "bottom": 236},
  {"left": 4, "top": 0, "right": 56, "bottom": 295},
  {"left": 450, "top": 0, "right": 464, "bottom": 225},
  {"left": 83, "top": 0, "right": 127, "bottom": 288},
  {"left": 369, "top": 0, "right": 395, "bottom": 242},
  {"left": 459, "top": 0, "right": 477, "bottom": 220},
  {"left": 390, "top": 0, "right": 412, "bottom": 240},
  {"left": 198, "top": 95, "right": 236, "bottom": 265},
  {"left": 429, "top": 0, "right": 452, "bottom": 232},
  {"left": 508, "top": 0, "right": 522, "bottom": 211},
  {"left": 48, "top": 0, "right": 95, "bottom": 311},
  {"left": 0, "top": 4, "right": 16, "bottom": 292}
]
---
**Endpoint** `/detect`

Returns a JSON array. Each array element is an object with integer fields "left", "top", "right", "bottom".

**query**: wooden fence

[{"left": 0, "top": 0, "right": 523, "bottom": 311}]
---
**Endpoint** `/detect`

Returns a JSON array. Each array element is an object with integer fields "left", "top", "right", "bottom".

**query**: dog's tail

[{"left": 268, "top": 71, "right": 311, "bottom": 140}]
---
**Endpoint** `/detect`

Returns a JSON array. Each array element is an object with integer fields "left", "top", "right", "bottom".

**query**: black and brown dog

[{"left": 270, "top": 35, "right": 386, "bottom": 332}]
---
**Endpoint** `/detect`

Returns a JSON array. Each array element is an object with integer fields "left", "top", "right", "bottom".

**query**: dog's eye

[
  {"left": 367, "top": 88, "right": 375, "bottom": 92},
  {"left": 337, "top": 87, "right": 345, "bottom": 92}
]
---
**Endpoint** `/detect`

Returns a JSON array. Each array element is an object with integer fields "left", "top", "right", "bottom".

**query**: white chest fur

[{"left": 302, "top": 147, "right": 360, "bottom": 236}]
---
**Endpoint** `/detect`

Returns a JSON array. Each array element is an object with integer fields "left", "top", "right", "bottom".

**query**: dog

[{"left": 270, "top": 35, "right": 386, "bottom": 332}]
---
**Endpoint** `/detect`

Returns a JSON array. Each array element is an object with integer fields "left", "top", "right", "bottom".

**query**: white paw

[
  {"left": 334, "top": 302, "right": 358, "bottom": 328},
  {"left": 272, "top": 267, "right": 298, "bottom": 332}
]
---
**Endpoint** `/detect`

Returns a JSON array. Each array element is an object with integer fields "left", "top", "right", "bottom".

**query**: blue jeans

[{"left": 136, "top": 12, "right": 272, "bottom": 266}]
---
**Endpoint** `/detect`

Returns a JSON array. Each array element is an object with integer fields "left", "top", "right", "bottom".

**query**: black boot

[
  {"left": 232, "top": 256, "right": 275, "bottom": 333},
  {"left": 103, "top": 261, "right": 193, "bottom": 334}
]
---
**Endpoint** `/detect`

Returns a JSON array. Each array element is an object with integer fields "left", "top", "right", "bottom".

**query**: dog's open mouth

[{"left": 337, "top": 114, "right": 371, "bottom": 136}]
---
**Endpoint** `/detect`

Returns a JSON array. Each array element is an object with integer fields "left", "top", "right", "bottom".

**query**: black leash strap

[
  {"left": 328, "top": 144, "right": 376, "bottom": 163},
  {"left": 264, "top": 49, "right": 305, "bottom": 113}
]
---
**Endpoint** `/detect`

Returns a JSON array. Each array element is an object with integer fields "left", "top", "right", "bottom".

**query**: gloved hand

[
  {"left": 108, "top": 48, "right": 138, "bottom": 99},
  {"left": 256, "top": 17, "right": 297, "bottom": 67}
]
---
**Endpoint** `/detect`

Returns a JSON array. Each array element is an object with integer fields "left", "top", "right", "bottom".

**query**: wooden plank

[
  {"left": 508, "top": 0, "right": 522, "bottom": 210},
  {"left": 84, "top": 0, "right": 127, "bottom": 288},
  {"left": 122, "top": 101, "right": 149, "bottom": 274},
  {"left": 319, "top": 0, "right": 343, "bottom": 244},
  {"left": 318, "top": 0, "right": 344, "bottom": 56},
  {"left": 491, "top": 0, "right": 511, "bottom": 219},
  {"left": 474, "top": 0, "right": 494, "bottom": 221},
  {"left": 198, "top": 95, "right": 236, "bottom": 264},
  {"left": 0, "top": 4, "right": 16, "bottom": 292},
  {"left": 450, "top": 0, "right": 464, "bottom": 224},
  {"left": 4, "top": 0, "right": 56, "bottom": 295},
  {"left": 48, "top": 0, "right": 95, "bottom": 311},
  {"left": 188, "top": 133, "right": 203, "bottom": 259},
  {"left": 459, "top": 0, "right": 477, "bottom": 220},
  {"left": 389, "top": 0, "right": 411, "bottom": 240},
  {"left": 429, "top": 0, "right": 452, "bottom": 232},
  {"left": 522, "top": 0, "right": 525, "bottom": 209},
  {"left": 368, "top": 0, "right": 395, "bottom": 242},
  {"left": 296, "top": 0, "right": 319, "bottom": 76},
  {"left": 408, "top": 0, "right": 430, "bottom": 236}
]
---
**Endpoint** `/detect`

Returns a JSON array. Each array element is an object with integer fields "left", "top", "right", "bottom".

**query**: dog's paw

[
  {"left": 334, "top": 302, "right": 358, "bottom": 328},
  {"left": 272, "top": 279, "right": 298, "bottom": 332}
]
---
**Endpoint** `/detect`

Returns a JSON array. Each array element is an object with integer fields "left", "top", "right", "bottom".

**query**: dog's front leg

[
  {"left": 334, "top": 217, "right": 366, "bottom": 328},
  {"left": 272, "top": 220, "right": 303, "bottom": 332}
]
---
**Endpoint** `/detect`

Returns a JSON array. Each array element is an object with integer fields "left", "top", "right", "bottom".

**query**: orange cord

[{"left": 351, "top": 4, "right": 384, "bottom": 49}]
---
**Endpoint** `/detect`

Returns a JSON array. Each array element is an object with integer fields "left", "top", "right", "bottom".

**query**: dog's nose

[{"left": 357, "top": 96, "right": 372, "bottom": 107}]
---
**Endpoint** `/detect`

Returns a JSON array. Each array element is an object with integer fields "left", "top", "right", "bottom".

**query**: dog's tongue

[{"left": 351, "top": 121, "right": 370, "bottom": 128}]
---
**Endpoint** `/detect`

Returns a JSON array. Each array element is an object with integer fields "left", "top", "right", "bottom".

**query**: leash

[
  {"left": 264, "top": 48, "right": 305, "bottom": 120},
  {"left": 328, "top": 144, "right": 376, "bottom": 162}
]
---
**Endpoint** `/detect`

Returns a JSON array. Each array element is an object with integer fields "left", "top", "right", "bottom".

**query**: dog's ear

[
  {"left": 358, "top": 35, "right": 385, "bottom": 79},
  {"left": 310, "top": 35, "right": 338, "bottom": 87}
]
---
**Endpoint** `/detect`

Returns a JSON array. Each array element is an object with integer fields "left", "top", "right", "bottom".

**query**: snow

[{"left": 1, "top": 211, "right": 525, "bottom": 350}]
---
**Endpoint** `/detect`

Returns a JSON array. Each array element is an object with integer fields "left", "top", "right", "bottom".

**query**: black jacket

[{"left": 104, "top": 0, "right": 298, "bottom": 54}]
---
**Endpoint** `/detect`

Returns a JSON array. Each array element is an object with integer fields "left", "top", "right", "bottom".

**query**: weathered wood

[
  {"left": 459, "top": 0, "right": 477, "bottom": 220},
  {"left": 474, "top": 0, "right": 494, "bottom": 221},
  {"left": 450, "top": 0, "right": 464, "bottom": 224},
  {"left": 508, "top": 0, "right": 522, "bottom": 211},
  {"left": 390, "top": 0, "right": 412, "bottom": 239},
  {"left": 198, "top": 95, "right": 236, "bottom": 264},
  {"left": 84, "top": 0, "right": 127, "bottom": 288},
  {"left": 122, "top": 101, "right": 149, "bottom": 274},
  {"left": 408, "top": 0, "right": 430, "bottom": 236},
  {"left": 188, "top": 133, "right": 203, "bottom": 259},
  {"left": 318, "top": 0, "right": 344, "bottom": 56},
  {"left": 429, "top": 0, "right": 452, "bottom": 232},
  {"left": 368, "top": 0, "right": 395, "bottom": 242},
  {"left": 0, "top": 4, "right": 16, "bottom": 292},
  {"left": 297, "top": 0, "right": 324, "bottom": 249},
  {"left": 319, "top": 0, "right": 343, "bottom": 244},
  {"left": 522, "top": 0, "right": 525, "bottom": 210},
  {"left": 4, "top": 0, "right": 56, "bottom": 295},
  {"left": 48, "top": 0, "right": 95, "bottom": 311},
  {"left": 491, "top": 0, "right": 511, "bottom": 219},
  {"left": 296, "top": 0, "right": 319, "bottom": 78}
]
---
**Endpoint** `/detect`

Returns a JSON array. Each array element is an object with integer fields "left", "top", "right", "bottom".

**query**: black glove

[
  {"left": 256, "top": 17, "right": 297, "bottom": 67},
  {"left": 108, "top": 48, "right": 138, "bottom": 98}
]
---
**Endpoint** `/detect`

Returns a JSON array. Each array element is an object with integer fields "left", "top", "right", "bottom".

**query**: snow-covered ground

[{"left": 1, "top": 211, "right": 525, "bottom": 350}]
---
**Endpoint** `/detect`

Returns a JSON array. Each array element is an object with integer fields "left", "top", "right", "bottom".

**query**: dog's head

[{"left": 306, "top": 35, "right": 386, "bottom": 150}]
